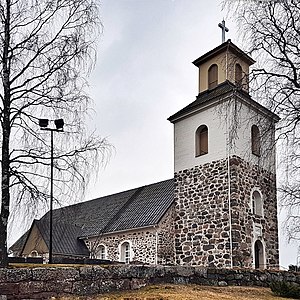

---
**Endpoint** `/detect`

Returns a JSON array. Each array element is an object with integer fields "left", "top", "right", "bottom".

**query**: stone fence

[{"left": 0, "top": 265, "right": 299, "bottom": 299}]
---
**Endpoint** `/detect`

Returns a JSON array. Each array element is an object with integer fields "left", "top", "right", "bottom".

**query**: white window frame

[
  {"left": 119, "top": 240, "right": 133, "bottom": 264},
  {"left": 29, "top": 250, "right": 39, "bottom": 257},
  {"left": 96, "top": 244, "right": 106, "bottom": 260},
  {"left": 195, "top": 125, "right": 208, "bottom": 157},
  {"left": 250, "top": 189, "right": 264, "bottom": 217}
]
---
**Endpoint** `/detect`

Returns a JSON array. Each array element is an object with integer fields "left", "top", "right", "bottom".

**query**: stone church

[{"left": 10, "top": 38, "right": 280, "bottom": 269}]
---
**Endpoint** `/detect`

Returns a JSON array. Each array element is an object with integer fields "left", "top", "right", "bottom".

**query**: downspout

[
  {"left": 226, "top": 106, "right": 233, "bottom": 269},
  {"left": 155, "top": 225, "right": 158, "bottom": 265}
]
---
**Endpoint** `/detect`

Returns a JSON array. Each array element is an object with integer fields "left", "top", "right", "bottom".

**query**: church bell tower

[{"left": 168, "top": 28, "right": 279, "bottom": 269}]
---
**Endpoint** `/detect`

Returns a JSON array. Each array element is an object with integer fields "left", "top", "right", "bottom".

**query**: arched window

[
  {"left": 29, "top": 250, "right": 39, "bottom": 257},
  {"left": 195, "top": 125, "right": 208, "bottom": 157},
  {"left": 120, "top": 242, "right": 131, "bottom": 264},
  {"left": 208, "top": 64, "right": 218, "bottom": 89},
  {"left": 252, "top": 190, "right": 263, "bottom": 216},
  {"left": 251, "top": 125, "right": 260, "bottom": 156},
  {"left": 254, "top": 240, "right": 264, "bottom": 269},
  {"left": 96, "top": 245, "right": 106, "bottom": 260},
  {"left": 235, "top": 63, "right": 243, "bottom": 87}
]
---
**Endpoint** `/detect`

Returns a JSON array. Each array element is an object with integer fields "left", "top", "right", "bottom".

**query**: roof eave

[
  {"left": 52, "top": 251, "right": 89, "bottom": 257},
  {"left": 79, "top": 224, "right": 157, "bottom": 240},
  {"left": 168, "top": 95, "right": 231, "bottom": 124},
  {"left": 168, "top": 83, "right": 235, "bottom": 123},
  {"left": 236, "top": 93, "right": 280, "bottom": 123},
  {"left": 168, "top": 85, "right": 279, "bottom": 124}
]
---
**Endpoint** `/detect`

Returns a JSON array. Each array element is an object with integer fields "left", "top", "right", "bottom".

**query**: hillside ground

[{"left": 58, "top": 284, "right": 298, "bottom": 300}]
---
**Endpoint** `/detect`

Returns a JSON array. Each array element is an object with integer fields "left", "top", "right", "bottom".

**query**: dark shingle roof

[
  {"left": 192, "top": 39, "right": 255, "bottom": 67},
  {"left": 103, "top": 179, "right": 174, "bottom": 233},
  {"left": 10, "top": 179, "right": 174, "bottom": 256},
  {"left": 168, "top": 81, "right": 237, "bottom": 122},
  {"left": 9, "top": 230, "right": 30, "bottom": 255},
  {"left": 35, "top": 219, "right": 89, "bottom": 256},
  {"left": 50, "top": 188, "right": 138, "bottom": 237}
]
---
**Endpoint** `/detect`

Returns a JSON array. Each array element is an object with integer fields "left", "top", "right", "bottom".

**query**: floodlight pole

[
  {"left": 39, "top": 119, "right": 64, "bottom": 264},
  {"left": 49, "top": 129, "right": 53, "bottom": 264}
]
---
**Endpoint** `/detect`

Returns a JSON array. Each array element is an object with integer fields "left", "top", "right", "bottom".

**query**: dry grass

[{"left": 57, "top": 284, "right": 298, "bottom": 300}]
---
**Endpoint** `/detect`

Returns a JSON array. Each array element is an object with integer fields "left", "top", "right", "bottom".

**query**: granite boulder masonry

[{"left": 0, "top": 266, "right": 299, "bottom": 299}]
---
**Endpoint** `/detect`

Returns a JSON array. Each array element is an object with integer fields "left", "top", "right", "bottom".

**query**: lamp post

[{"left": 39, "top": 118, "right": 64, "bottom": 264}]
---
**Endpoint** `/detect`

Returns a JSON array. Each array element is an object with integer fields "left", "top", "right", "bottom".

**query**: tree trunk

[
  {"left": 0, "top": 0, "right": 11, "bottom": 268},
  {"left": 0, "top": 124, "right": 10, "bottom": 267}
]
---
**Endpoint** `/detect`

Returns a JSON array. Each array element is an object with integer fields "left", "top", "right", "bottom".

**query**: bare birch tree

[
  {"left": 223, "top": 0, "right": 300, "bottom": 241},
  {"left": 0, "top": 0, "right": 110, "bottom": 267}
]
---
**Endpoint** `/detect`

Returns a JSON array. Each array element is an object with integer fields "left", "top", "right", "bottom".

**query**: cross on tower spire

[{"left": 218, "top": 19, "right": 229, "bottom": 43}]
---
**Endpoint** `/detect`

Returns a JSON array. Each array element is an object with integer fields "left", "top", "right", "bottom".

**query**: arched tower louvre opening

[
  {"left": 195, "top": 125, "right": 208, "bottom": 157},
  {"left": 235, "top": 63, "right": 243, "bottom": 87},
  {"left": 208, "top": 64, "right": 218, "bottom": 89}
]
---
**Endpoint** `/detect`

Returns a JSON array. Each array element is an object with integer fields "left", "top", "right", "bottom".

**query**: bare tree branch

[
  {"left": 223, "top": 0, "right": 300, "bottom": 241},
  {"left": 0, "top": 0, "right": 110, "bottom": 267}
]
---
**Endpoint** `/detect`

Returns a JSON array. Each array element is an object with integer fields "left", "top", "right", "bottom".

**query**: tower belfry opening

[{"left": 192, "top": 39, "right": 255, "bottom": 93}]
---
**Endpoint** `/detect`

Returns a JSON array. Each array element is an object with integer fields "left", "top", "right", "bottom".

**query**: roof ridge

[
  {"left": 103, "top": 186, "right": 146, "bottom": 233},
  {"left": 48, "top": 178, "right": 173, "bottom": 215},
  {"left": 192, "top": 39, "right": 255, "bottom": 67},
  {"left": 81, "top": 186, "right": 145, "bottom": 238}
]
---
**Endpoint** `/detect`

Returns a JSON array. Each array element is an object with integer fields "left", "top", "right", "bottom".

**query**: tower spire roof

[{"left": 192, "top": 40, "right": 255, "bottom": 67}]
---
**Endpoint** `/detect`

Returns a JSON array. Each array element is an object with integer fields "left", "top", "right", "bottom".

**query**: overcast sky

[
  {"left": 88, "top": 0, "right": 236, "bottom": 198},
  {"left": 10, "top": 0, "right": 298, "bottom": 268}
]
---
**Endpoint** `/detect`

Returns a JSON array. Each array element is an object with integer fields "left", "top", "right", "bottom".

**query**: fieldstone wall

[
  {"left": 174, "top": 156, "right": 279, "bottom": 269},
  {"left": 87, "top": 229, "right": 157, "bottom": 264},
  {"left": 86, "top": 207, "right": 175, "bottom": 265},
  {"left": 229, "top": 156, "right": 279, "bottom": 268},
  {"left": 0, "top": 266, "right": 299, "bottom": 299},
  {"left": 174, "top": 158, "right": 231, "bottom": 267},
  {"left": 157, "top": 205, "right": 175, "bottom": 265}
]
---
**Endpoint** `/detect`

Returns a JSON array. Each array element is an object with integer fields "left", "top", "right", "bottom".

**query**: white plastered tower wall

[
  {"left": 174, "top": 101, "right": 228, "bottom": 172},
  {"left": 174, "top": 92, "right": 277, "bottom": 175},
  {"left": 170, "top": 40, "right": 279, "bottom": 269}
]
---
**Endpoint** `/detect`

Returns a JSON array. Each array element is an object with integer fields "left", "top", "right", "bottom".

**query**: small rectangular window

[{"left": 100, "top": 248, "right": 105, "bottom": 260}]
